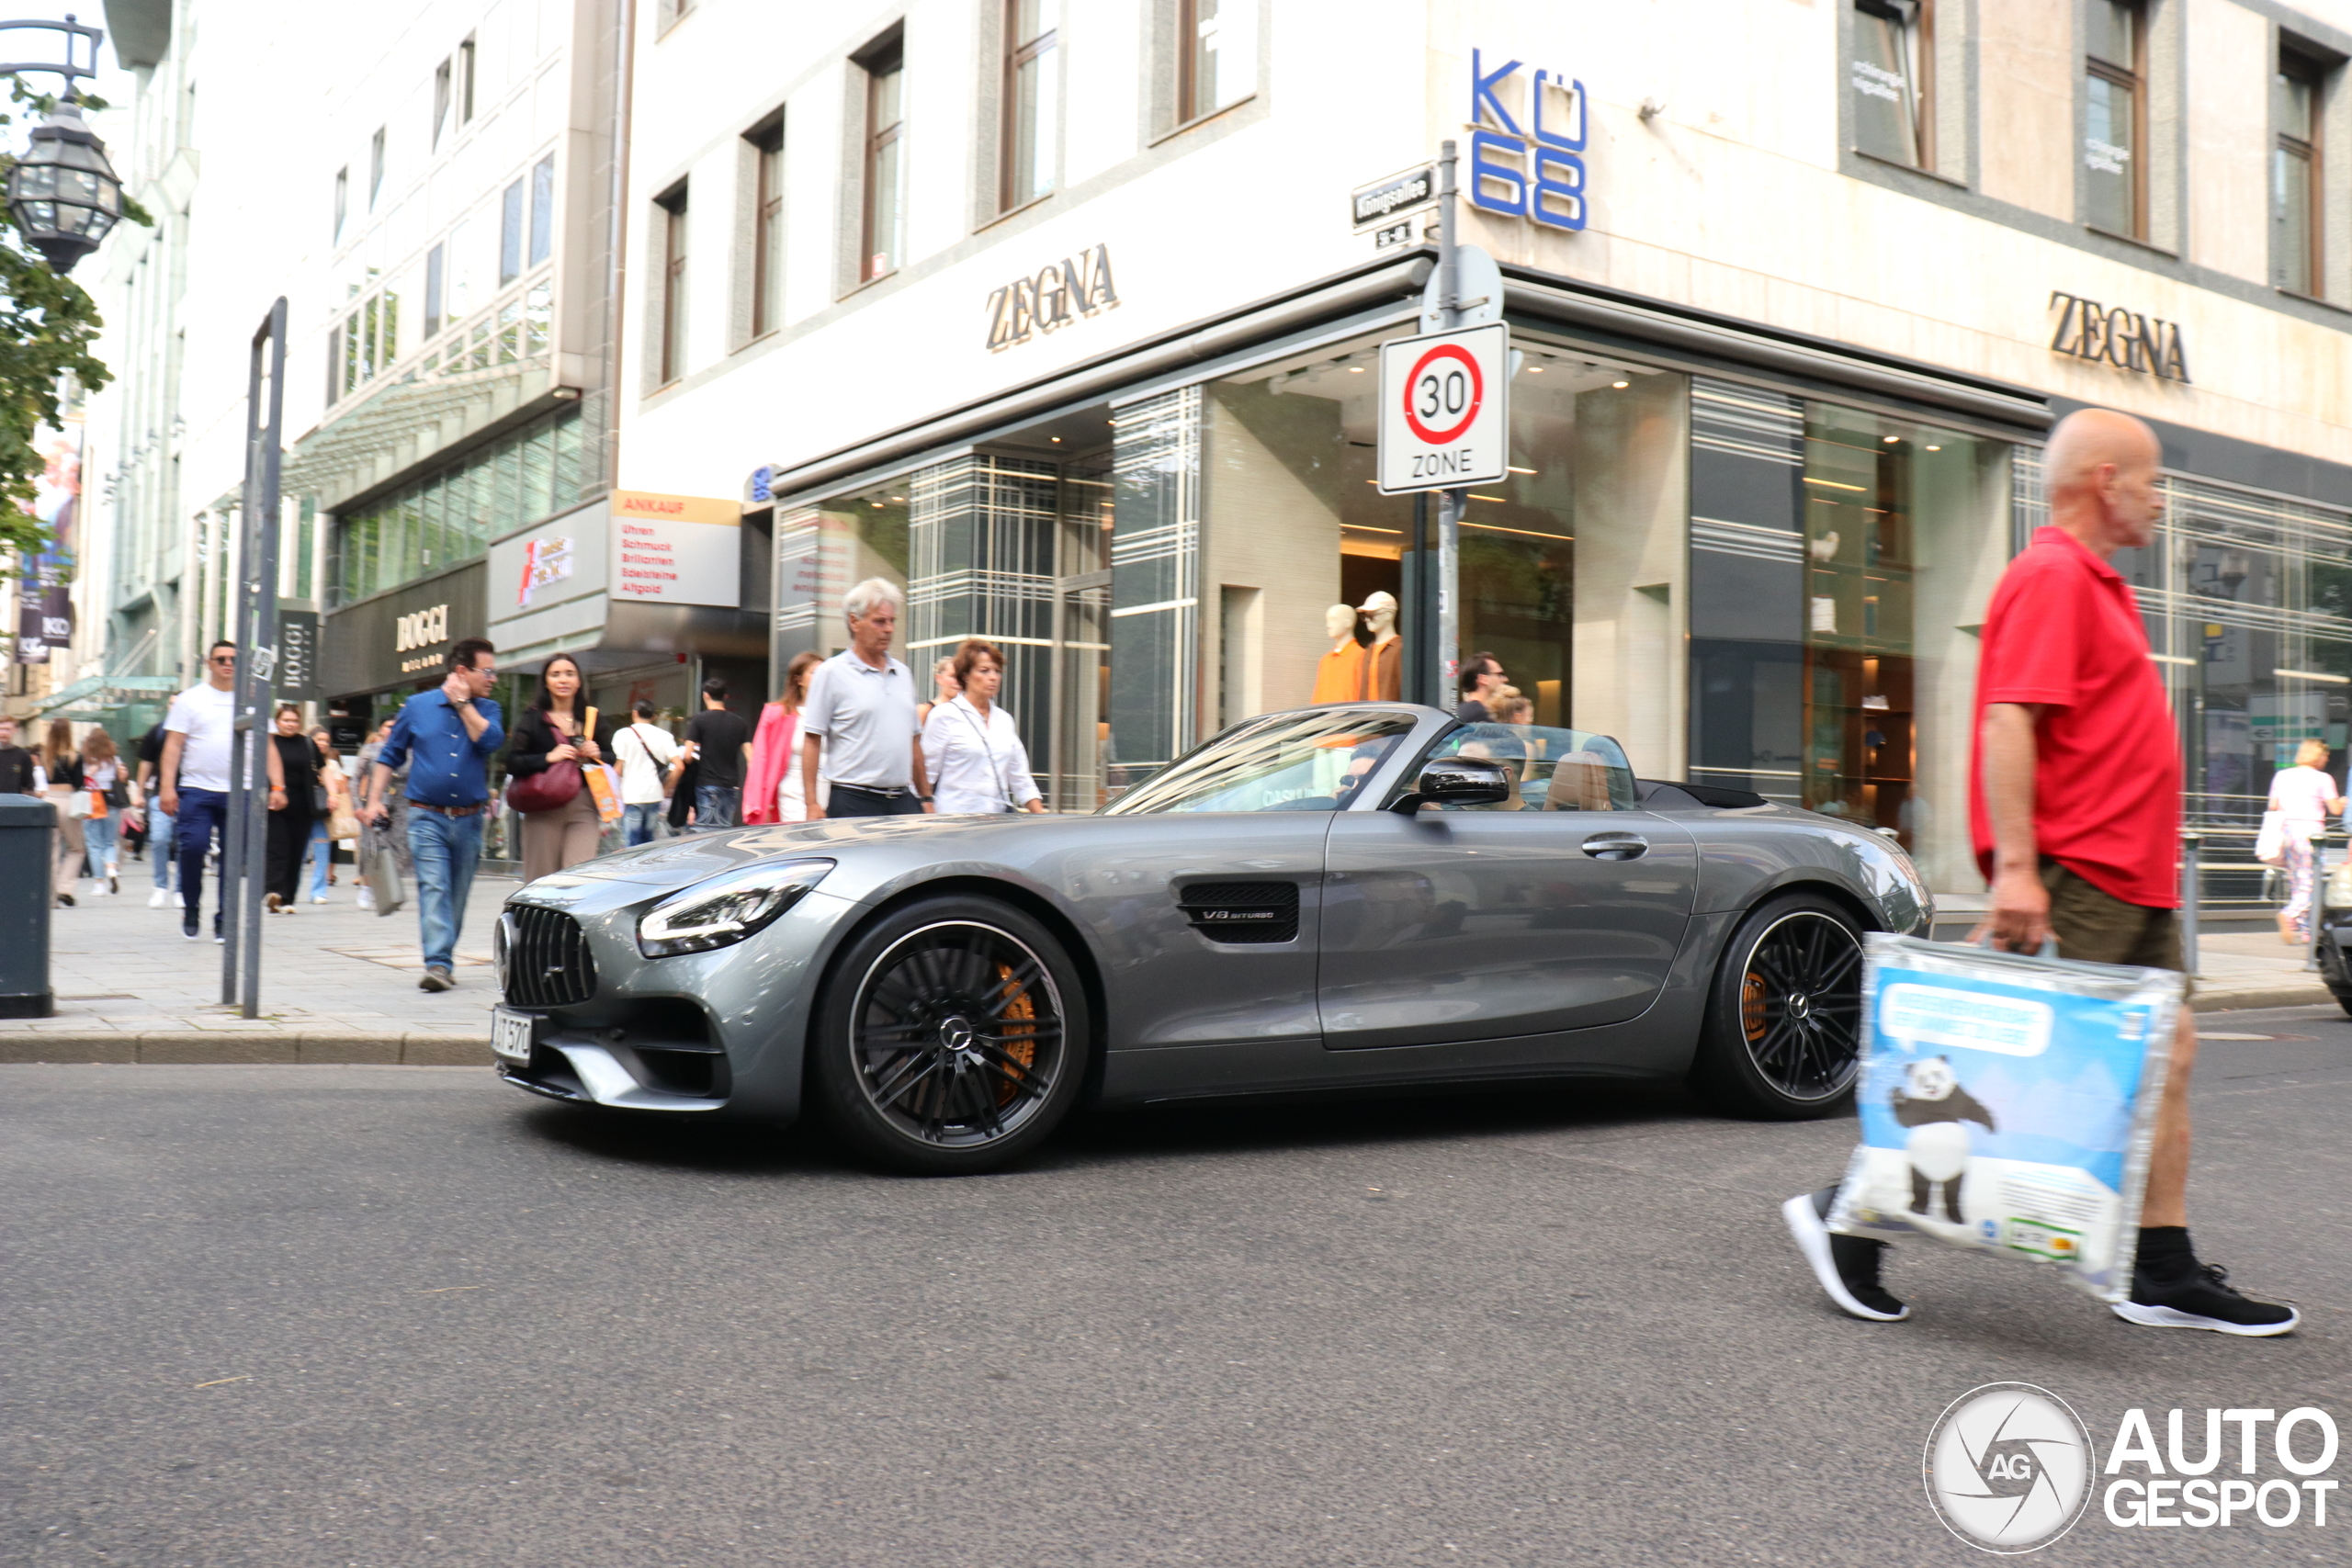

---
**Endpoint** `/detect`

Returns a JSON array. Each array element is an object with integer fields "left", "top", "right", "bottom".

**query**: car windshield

[
  {"left": 1406, "top": 723, "right": 1640, "bottom": 812},
  {"left": 1103, "top": 709, "right": 1420, "bottom": 814}
]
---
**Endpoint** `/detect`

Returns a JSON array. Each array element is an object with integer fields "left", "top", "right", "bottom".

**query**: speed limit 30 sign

[{"left": 1376, "top": 321, "right": 1510, "bottom": 494}]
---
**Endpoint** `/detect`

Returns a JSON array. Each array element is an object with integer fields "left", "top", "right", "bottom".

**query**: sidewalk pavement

[
  {"left": 0, "top": 863, "right": 511, "bottom": 1065},
  {"left": 2, "top": 864, "right": 2335, "bottom": 1067}
]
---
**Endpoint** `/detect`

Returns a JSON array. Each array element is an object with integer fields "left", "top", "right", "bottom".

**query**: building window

[
  {"left": 433, "top": 57, "right": 452, "bottom": 148},
  {"left": 458, "top": 36, "right": 477, "bottom": 126},
  {"left": 2084, "top": 0, "right": 2144, "bottom": 238},
  {"left": 369, "top": 126, "right": 386, "bottom": 208},
  {"left": 1850, "top": 0, "right": 1929, "bottom": 168},
  {"left": 1001, "top": 0, "right": 1057, "bottom": 211},
  {"left": 424, "top": 242, "right": 445, "bottom": 336},
  {"left": 500, "top": 175, "right": 525, "bottom": 284},
  {"left": 861, "top": 43, "right": 905, "bottom": 282},
  {"left": 1177, "top": 0, "right": 1256, "bottom": 124},
  {"left": 750, "top": 122, "right": 784, "bottom": 336},
  {"left": 2275, "top": 50, "right": 2323, "bottom": 297},
  {"left": 529, "top": 153, "right": 555, "bottom": 267},
  {"left": 333, "top": 166, "right": 347, "bottom": 240},
  {"left": 657, "top": 185, "right": 688, "bottom": 385}
]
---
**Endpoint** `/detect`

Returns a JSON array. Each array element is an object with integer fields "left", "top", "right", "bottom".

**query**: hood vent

[{"left": 1176, "top": 881, "right": 1299, "bottom": 944}]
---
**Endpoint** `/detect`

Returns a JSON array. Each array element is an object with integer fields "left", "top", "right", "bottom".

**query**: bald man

[{"left": 1784, "top": 408, "right": 2296, "bottom": 1336}]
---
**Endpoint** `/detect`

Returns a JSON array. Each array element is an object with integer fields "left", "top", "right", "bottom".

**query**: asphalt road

[{"left": 4, "top": 1005, "right": 2346, "bottom": 1567}]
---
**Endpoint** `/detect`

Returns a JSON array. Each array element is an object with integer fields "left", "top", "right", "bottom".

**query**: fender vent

[{"left": 1176, "top": 881, "right": 1299, "bottom": 944}]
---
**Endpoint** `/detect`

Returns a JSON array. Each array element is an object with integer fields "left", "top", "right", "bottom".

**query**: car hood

[{"left": 522, "top": 814, "right": 1050, "bottom": 893}]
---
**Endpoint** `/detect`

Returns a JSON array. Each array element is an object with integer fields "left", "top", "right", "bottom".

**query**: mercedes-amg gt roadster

[{"left": 491, "top": 703, "right": 1930, "bottom": 1173}]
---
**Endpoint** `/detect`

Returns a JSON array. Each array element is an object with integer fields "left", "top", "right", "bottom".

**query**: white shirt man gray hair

[{"left": 799, "top": 577, "right": 935, "bottom": 818}]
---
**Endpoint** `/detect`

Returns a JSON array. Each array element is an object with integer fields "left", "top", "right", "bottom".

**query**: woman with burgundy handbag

[{"left": 503, "top": 654, "right": 605, "bottom": 883}]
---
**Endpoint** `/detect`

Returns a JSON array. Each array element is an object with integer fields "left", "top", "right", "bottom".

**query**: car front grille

[
  {"left": 501, "top": 905, "right": 598, "bottom": 1008},
  {"left": 1176, "top": 880, "right": 1300, "bottom": 944}
]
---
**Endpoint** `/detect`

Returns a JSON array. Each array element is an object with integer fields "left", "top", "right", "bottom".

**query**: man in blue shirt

[{"left": 362, "top": 637, "right": 503, "bottom": 992}]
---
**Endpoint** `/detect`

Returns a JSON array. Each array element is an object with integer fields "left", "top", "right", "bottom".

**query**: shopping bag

[
  {"left": 1826, "top": 933, "right": 2185, "bottom": 1304},
  {"left": 582, "top": 761, "right": 622, "bottom": 826},
  {"left": 2254, "top": 809, "right": 2286, "bottom": 866},
  {"left": 366, "top": 834, "right": 406, "bottom": 918}
]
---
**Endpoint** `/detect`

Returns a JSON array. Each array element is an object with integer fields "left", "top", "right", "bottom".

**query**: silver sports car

[{"left": 491, "top": 704, "right": 1932, "bottom": 1173}]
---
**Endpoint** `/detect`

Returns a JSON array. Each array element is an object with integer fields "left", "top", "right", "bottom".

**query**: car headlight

[{"left": 635, "top": 859, "right": 833, "bottom": 957}]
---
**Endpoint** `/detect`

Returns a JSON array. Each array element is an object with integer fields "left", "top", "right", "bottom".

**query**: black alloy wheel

[
  {"left": 1690, "top": 893, "right": 1865, "bottom": 1119},
  {"left": 809, "top": 896, "right": 1089, "bottom": 1174}
]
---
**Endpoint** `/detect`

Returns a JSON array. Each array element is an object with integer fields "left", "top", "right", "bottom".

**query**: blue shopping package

[{"left": 1826, "top": 933, "right": 2186, "bottom": 1303}]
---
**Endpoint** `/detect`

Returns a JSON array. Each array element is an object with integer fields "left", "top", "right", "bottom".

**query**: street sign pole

[
  {"left": 221, "top": 299, "right": 287, "bottom": 1019},
  {"left": 1433, "top": 140, "right": 1463, "bottom": 710}
]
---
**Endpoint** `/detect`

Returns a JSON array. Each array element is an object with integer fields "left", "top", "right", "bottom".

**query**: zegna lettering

[
  {"left": 394, "top": 603, "right": 449, "bottom": 653},
  {"left": 2049, "top": 291, "right": 2191, "bottom": 383},
  {"left": 985, "top": 243, "right": 1118, "bottom": 351}
]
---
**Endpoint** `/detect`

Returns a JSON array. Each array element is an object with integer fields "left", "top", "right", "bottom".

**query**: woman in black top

[
  {"left": 43, "top": 718, "right": 85, "bottom": 906},
  {"left": 263, "top": 704, "right": 319, "bottom": 912},
  {"left": 503, "top": 653, "right": 605, "bottom": 883}
]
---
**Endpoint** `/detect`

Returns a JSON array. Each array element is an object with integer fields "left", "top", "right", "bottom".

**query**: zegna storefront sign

[
  {"left": 985, "top": 243, "right": 1118, "bottom": 350},
  {"left": 2048, "top": 291, "right": 2191, "bottom": 383}
]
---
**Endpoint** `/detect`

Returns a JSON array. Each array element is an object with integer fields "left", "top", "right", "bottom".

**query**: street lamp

[
  {"left": 6, "top": 99, "right": 120, "bottom": 272},
  {"left": 2, "top": 12, "right": 119, "bottom": 275}
]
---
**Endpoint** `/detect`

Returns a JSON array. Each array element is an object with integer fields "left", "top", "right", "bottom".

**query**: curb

[
  {"left": 2196, "top": 983, "right": 2337, "bottom": 1014},
  {"left": 0, "top": 1032, "right": 493, "bottom": 1066}
]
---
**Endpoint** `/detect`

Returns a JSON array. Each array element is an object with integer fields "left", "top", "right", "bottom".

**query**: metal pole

[
  {"left": 1434, "top": 139, "right": 1462, "bottom": 711},
  {"left": 2179, "top": 831, "right": 2199, "bottom": 977},
  {"left": 224, "top": 300, "right": 287, "bottom": 1019},
  {"left": 219, "top": 502, "right": 247, "bottom": 1003}
]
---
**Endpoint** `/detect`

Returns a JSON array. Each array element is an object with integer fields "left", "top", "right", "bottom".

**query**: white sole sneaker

[
  {"left": 1781, "top": 1193, "right": 1909, "bottom": 1322},
  {"left": 2110, "top": 1301, "right": 2301, "bottom": 1337},
  {"left": 148, "top": 889, "right": 169, "bottom": 908}
]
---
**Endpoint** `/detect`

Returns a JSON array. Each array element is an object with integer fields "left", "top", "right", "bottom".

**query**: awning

[{"left": 29, "top": 674, "right": 179, "bottom": 716}]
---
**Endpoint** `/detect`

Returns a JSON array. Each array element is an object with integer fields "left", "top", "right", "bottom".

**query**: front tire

[
  {"left": 808, "top": 895, "right": 1090, "bottom": 1175},
  {"left": 1690, "top": 893, "right": 1865, "bottom": 1119}
]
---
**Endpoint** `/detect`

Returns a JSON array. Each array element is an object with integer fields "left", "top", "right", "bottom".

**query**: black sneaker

[
  {"left": 419, "top": 966, "right": 455, "bottom": 993},
  {"left": 1783, "top": 1190, "right": 1909, "bottom": 1322},
  {"left": 2113, "top": 1263, "right": 2299, "bottom": 1337},
  {"left": 57, "top": 892, "right": 74, "bottom": 908},
  {"left": 182, "top": 913, "right": 200, "bottom": 941}
]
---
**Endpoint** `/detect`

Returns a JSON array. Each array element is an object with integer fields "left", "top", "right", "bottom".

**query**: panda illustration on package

[{"left": 1891, "top": 1055, "right": 1998, "bottom": 1224}]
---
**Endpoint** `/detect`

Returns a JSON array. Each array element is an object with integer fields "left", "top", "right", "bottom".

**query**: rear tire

[
  {"left": 1690, "top": 893, "right": 1865, "bottom": 1120},
  {"left": 808, "top": 895, "right": 1090, "bottom": 1175}
]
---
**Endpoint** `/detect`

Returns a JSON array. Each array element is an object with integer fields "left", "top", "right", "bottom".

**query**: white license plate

[{"left": 491, "top": 1007, "right": 538, "bottom": 1064}]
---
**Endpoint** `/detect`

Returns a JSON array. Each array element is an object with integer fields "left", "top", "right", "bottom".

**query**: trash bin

[{"left": 0, "top": 793, "right": 55, "bottom": 1018}]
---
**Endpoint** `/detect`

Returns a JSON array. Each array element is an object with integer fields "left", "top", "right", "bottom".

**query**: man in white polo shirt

[
  {"left": 799, "top": 579, "right": 936, "bottom": 819},
  {"left": 157, "top": 640, "right": 243, "bottom": 941}
]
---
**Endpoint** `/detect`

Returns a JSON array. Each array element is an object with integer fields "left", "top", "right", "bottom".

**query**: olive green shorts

[{"left": 2040, "top": 860, "right": 2188, "bottom": 981}]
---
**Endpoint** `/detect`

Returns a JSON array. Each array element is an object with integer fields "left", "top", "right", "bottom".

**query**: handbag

[
  {"left": 2254, "top": 808, "right": 2286, "bottom": 866},
  {"left": 65, "top": 790, "right": 93, "bottom": 820}
]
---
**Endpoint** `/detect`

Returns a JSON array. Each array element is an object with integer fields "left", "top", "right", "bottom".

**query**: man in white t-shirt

[
  {"left": 157, "top": 640, "right": 245, "bottom": 942},
  {"left": 611, "top": 699, "right": 681, "bottom": 847}
]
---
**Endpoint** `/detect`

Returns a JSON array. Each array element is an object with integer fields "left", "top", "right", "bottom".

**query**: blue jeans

[
  {"left": 404, "top": 807, "right": 483, "bottom": 973},
  {"left": 305, "top": 819, "right": 332, "bottom": 898},
  {"left": 693, "top": 784, "right": 741, "bottom": 831},
  {"left": 83, "top": 811, "right": 119, "bottom": 875},
  {"left": 623, "top": 801, "right": 663, "bottom": 846},
  {"left": 175, "top": 788, "right": 231, "bottom": 921},
  {"left": 149, "top": 807, "right": 176, "bottom": 890}
]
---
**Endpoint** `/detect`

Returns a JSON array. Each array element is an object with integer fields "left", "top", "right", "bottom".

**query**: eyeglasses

[{"left": 209, "top": 654, "right": 236, "bottom": 665}]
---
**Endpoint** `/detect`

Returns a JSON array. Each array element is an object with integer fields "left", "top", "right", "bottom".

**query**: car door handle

[{"left": 1581, "top": 832, "right": 1649, "bottom": 861}]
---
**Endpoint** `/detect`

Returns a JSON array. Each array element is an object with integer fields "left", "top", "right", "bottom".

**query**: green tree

[{"left": 0, "top": 76, "right": 148, "bottom": 579}]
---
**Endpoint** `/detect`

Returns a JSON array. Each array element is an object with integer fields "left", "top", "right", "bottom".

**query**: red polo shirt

[{"left": 1968, "top": 525, "right": 2180, "bottom": 908}]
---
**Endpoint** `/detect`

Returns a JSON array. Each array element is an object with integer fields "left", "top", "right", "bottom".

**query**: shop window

[
  {"left": 1191, "top": 332, "right": 1685, "bottom": 784},
  {"left": 1001, "top": 0, "right": 1058, "bottom": 211},
  {"left": 1111, "top": 387, "right": 1203, "bottom": 790},
  {"left": 1687, "top": 379, "right": 2010, "bottom": 894},
  {"left": 1850, "top": 0, "right": 1930, "bottom": 169},
  {"left": 860, "top": 39, "right": 906, "bottom": 282},
  {"left": 2274, "top": 49, "right": 2324, "bottom": 297},
  {"left": 2084, "top": 0, "right": 2144, "bottom": 238}
]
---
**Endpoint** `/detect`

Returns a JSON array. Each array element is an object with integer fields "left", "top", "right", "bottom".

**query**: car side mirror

[{"left": 1390, "top": 756, "right": 1513, "bottom": 814}]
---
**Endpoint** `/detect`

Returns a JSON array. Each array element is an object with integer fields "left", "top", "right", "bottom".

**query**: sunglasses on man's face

[{"left": 209, "top": 654, "right": 237, "bottom": 665}]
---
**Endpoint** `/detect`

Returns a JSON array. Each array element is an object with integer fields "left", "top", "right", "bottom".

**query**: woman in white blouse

[
  {"left": 922, "top": 639, "right": 1046, "bottom": 817},
  {"left": 2268, "top": 739, "right": 2346, "bottom": 943}
]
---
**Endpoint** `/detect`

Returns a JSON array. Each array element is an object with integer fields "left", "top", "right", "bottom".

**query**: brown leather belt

[{"left": 409, "top": 800, "right": 488, "bottom": 817}]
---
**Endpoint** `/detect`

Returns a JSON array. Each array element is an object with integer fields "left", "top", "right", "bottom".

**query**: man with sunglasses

[{"left": 157, "top": 641, "right": 243, "bottom": 942}]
